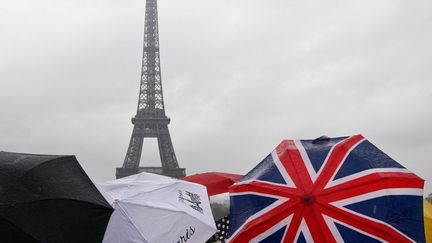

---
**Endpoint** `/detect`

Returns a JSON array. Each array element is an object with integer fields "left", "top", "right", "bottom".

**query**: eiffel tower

[{"left": 116, "top": 0, "right": 185, "bottom": 179}]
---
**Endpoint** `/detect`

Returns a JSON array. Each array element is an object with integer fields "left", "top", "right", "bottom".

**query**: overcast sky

[{"left": 1, "top": 0, "right": 431, "bottom": 195}]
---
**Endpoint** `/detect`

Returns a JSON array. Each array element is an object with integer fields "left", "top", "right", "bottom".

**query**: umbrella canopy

[
  {"left": 210, "top": 215, "right": 230, "bottom": 242},
  {"left": 227, "top": 135, "right": 425, "bottom": 242},
  {"left": 97, "top": 172, "right": 217, "bottom": 243},
  {"left": 0, "top": 151, "right": 113, "bottom": 243},
  {"left": 425, "top": 199, "right": 432, "bottom": 243},
  {"left": 182, "top": 172, "right": 243, "bottom": 196}
]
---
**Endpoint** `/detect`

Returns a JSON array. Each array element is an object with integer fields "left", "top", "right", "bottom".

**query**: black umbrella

[{"left": 0, "top": 152, "right": 113, "bottom": 243}]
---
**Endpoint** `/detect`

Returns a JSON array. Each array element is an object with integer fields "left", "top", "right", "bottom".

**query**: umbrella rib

[
  {"left": 230, "top": 180, "right": 299, "bottom": 198},
  {"left": 116, "top": 200, "right": 212, "bottom": 229},
  {"left": 276, "top": 140, "right": 314, "bottom": 192},
  {"left": 317, "top": 172, "right": 424, "bottom": 203},
  {"left": 115, "top": 200, "right": 190, "bottom": 213},
  {"left": 0, "top": 215, "right": 40, "bottom": 242},
  {"left": 229, "top": 198, "right": 299, "bottom": 242},
  {"left": 282, "top": 204, "right": 304, "bottom": 243},
  {"left": 0, "top": 157, "right": 74, "bottom": 199},
  {"left": 0, "top": 198, "right": 114, "bottom": 211},
  {"left": 302, "top": 206, "right": 336, "bottom": 243},
  {"left": 114, "top": 202, "right": 149, "bottom": 242},
  {"left": 100, "top": 181, "right": 187, "bottom": 203},
  {"left": 317, "top": 202, "right": 414, "bottom": 242},
  {"left": 312, "top": 135, "right": 364, "bottom": 192},
  {"left": 115, "top": 201, "right": 214, "bottom": 242}
]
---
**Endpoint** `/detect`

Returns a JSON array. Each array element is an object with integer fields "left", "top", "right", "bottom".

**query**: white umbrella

[{"left": 97, "top": 172, "right": 216, "bottom": 243}]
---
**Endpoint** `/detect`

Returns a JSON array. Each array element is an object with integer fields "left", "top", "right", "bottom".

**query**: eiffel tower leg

[
  {"left": 158, "top": 128, "right": 179, "bottom": 169},
  {"left": 123, "top": 126, "right": 144, "bottom": 169}
]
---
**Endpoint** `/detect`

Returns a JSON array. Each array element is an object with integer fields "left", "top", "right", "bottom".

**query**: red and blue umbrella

[{"left": 227, "top": 135, "right": 425, "bottom": 242}]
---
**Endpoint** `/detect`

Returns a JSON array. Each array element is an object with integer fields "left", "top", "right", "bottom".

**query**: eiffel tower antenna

[{"left": 116, "top": 0, "right": 185, "bottom": 179}]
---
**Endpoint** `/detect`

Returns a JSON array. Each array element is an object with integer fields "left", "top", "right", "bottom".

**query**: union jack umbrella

[{"left": 228, "top": 135, "right": 425, "bottom": 242}]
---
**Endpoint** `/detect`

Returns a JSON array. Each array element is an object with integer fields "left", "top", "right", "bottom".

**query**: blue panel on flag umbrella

[
  {"left": 344, "top": 195, "right": 425, "bottom": 242},
  {"left": 259, "top": 226, "right": 286, "bottom": 243},
  {"left": 334, "top": 222, "right": 381, "bottom": 243},
  {"left": 240, "top": 154, "right": 286, "bottom": 185},
  {"left": 229, "top": 194, "right": 277, "bottom": 237},
  {"left": 300, "top": 136, "right": 347, "bottom": 173},
  {"left": 334, "top": 140, "right": 405, "bottom": 180},
  {"left": 296, "top": 232, "right": 307, "bottom": 243}
]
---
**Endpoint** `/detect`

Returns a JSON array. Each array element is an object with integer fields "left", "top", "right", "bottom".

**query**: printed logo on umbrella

[
  {"left": 176, "top": 226, "right": 196, "bottom": 243},
  {"left": 178, "top": 190, "right": 204, "bottom": 214}
]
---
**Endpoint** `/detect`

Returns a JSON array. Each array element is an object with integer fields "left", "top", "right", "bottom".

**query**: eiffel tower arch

[{"left": 116, "top": 0, "right": 185, "bottom": 179}]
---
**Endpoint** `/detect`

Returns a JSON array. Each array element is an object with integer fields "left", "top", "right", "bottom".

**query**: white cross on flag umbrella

[{"left": 97, "top": 172, "right": 216, "bottom": 243}]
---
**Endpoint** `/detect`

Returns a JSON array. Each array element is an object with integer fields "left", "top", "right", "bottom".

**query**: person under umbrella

[{"left": 0, "top": 151, "right": 113, "bottom": 243}]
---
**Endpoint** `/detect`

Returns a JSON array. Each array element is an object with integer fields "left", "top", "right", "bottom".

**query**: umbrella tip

[
  {"left": 312, "top": 135, "right": 330, "bottom": 144},
  {"left": 301, "top": 194, "right": 315, "bottom": 205}
]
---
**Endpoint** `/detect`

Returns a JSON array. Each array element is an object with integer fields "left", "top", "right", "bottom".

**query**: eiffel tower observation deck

[{"left": 116, "top": 0, "right": 185, "bottom": 179}]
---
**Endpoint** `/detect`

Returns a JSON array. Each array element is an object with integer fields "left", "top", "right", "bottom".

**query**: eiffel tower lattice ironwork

[{"left": 116, "top": 0, "right": 185, "bottom": 179}]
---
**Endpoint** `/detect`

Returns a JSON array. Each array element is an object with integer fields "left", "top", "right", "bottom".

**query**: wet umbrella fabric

[
  {"left": 0, "top": 151, "right": 113, "bottom": 243},
  {"left": 182, "top": 172, "right": 243, "bottom": 196},
  {"left": 208, "top": 215, "right": 230, "bottom": 242},
  {"left": 227, "top": 135, "right": 425, "bottom": 242},
  {"left": 97, "top": 172, "right": 217, "bottom": 243}
]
